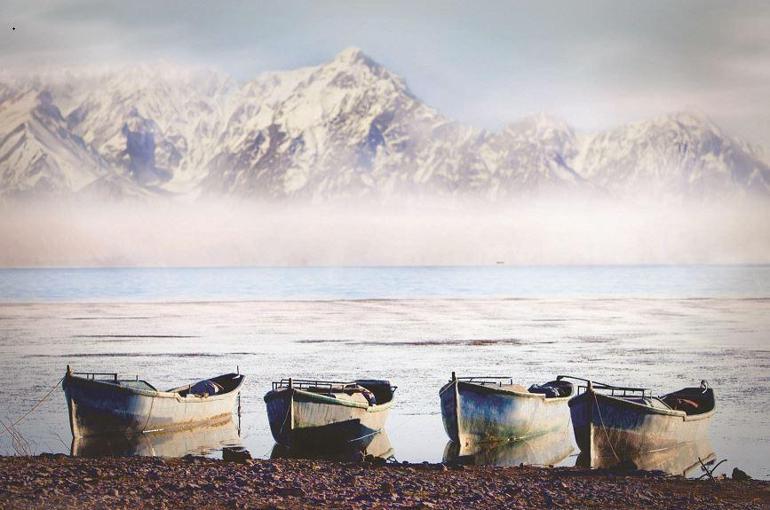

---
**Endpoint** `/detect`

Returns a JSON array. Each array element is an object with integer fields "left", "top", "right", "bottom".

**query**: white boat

[
  {"left": 62, "top": 366, "right": 244, "bottom": 438},
  {"left": 440, "top": 373, "right": 574, "bottom": 446},
  {"left": 264, "top": 378, "right": 395, "bottom": 447},
  {"left": 568, "top": 378, "right": 715, "bottom": 465}
]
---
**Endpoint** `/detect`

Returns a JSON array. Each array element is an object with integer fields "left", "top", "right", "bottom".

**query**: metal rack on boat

[
  {"left": 450, "top": 372, "right": 514, "bottom": 387},
  {"left": 272, "top": 379, "right": 361, "bottom": 392},
  {"left": 557, "top": 375, "right": 651, "bottom": 398},
  {"left": 67, "top": 366, "right": 138, "bottom": 383}
]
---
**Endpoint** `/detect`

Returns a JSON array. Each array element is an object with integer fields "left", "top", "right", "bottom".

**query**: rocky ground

[{"left": 0, "top": 455, "right": 768, "bottom": 509}]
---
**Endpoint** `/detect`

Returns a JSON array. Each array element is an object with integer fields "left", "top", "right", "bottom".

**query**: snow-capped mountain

[
  {"left": 0, "top": 89, "right": 107, "bottom": 196},
  {"left": 575, "top": 112, "right": 770, "bottom": 197},
  {"left": 0, "top": 48, "right": 768, "bottom": 201}
]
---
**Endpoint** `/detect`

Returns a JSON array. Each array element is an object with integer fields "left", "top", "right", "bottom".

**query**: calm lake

[{"left": 0, "top": 266, "right": 768, "bottom": 478}]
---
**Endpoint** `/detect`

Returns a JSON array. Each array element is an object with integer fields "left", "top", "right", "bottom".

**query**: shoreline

[{"left": 1, "top": 455, "right": 768, "bottom": 509}]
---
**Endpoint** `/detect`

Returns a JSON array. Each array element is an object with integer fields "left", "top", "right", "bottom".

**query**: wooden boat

[
  {"left": 71, "top": 418, "right": 241, "bottom": 458},
  {"left": 439, "top": 373, "right": 574, "bottom": 446},
  {"left": 62, "top": 366, "right": 245, "bottom": 438},
  {"left": 443, "top": 425, "right": 574, "bottom": 467},
  {"left": 568, "top": 378, "right": 715, "bottom": 465},
  {"left": 264, "top": 378, "right": 395, "bottom": 447}
]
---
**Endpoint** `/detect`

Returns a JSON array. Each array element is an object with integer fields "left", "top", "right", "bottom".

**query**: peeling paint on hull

[
  {"left": 569, "top": 388, "right": 715, "bottom": 465},
  {"left": 264, "top": 388, "right": 392, "bottom": 448},
  {"left": 439, "top": 380, "right": 572, "bottom": 446}
]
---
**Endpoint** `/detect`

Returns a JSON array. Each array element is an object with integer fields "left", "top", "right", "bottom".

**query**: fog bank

[{"left": 1, "top": 198, "right": 768, "bottom": 267}]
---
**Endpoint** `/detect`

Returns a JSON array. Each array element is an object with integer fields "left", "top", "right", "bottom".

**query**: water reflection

[
  {"left": 443, "top": 427, "right": 574, "bottom": 467},
  {"left": 577, "top": 438, "right": 716, "bottom": 477},
  {"left": 271, "top": 431, "right": 394, "bottom": 462},
  {"left": 71, "top": 419, "right": 241, "bottom": 458}
]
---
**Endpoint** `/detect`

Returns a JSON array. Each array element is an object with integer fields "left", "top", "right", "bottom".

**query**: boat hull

[
  {"left": 264, "top": 388, "right": 392, "bottom": 448},
  {"left": 576, "top": 438, "right": 715, "bottom": 476},
  {"left": 443, "top": 425, "right": 574, "bottom": 467},
  {"left": 440, "top": 380, "right": 572, "bottom": 445},
  {"left": 63, "top": 374, "right": 243, "bottom": 437},
  {"left": 71, "top": 419, "right": 241, "bottom": 458},
  {"left": 569, "top": 389, "right": 714, "bottom": 464}
]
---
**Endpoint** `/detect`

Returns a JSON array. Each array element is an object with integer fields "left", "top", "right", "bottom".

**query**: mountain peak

[
  {"left": 331, "top": 47, "right": 378, "bottom": 68},
  {"left": 651, "top": 110, "right": 718, "bottom": 131}
]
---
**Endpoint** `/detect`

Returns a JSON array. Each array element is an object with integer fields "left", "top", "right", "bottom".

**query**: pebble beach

[{"left": 0, "top": 455, "right": 768, "bottom": 509}]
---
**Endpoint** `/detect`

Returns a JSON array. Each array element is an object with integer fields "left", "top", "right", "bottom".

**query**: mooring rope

[
  {"left": 0, "top": 376, "right": 64, "bottom": 438},
  {"left": 592, "top": 389, "right": 621, "bottom": 462}
]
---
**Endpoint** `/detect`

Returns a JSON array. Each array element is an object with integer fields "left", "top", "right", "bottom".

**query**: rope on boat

[
  {"left": 0, "top": 377, "right": 64, "bottom": 438},
  {"left": 592, "top": 389, "right": 621, "bottom": 462}
]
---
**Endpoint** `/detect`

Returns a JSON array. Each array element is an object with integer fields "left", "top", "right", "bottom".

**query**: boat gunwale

[
  {"left": 64, "top": 373, "right": 245, "bottom": 403},
  {"left": 569, "top": 388, "right": 716, "bottom": 422},
  {"left": 264, "top": 387, "right": 395, "bottom": 413},
  {"left": 439, "top": 379, "right": 573, "bottom": 403}
]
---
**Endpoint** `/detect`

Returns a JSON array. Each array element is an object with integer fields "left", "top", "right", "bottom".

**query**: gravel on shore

[{"left": 0, "top": 454, "right": 768, "bottom": 509}]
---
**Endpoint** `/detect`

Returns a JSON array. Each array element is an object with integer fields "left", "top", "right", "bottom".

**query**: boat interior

[
  {"left": 660, "top": 386, "right": 716, "bottom": 416},
  {"left": 454, "top": 376, "right": 574, "bottom": 398},
  {"left": 68, "top": 370, "right": 243, "bottom": 396},
  {"left": 172, "top": 373, "right": 244, "bottom": 397},
  {"left": 272, "top": 378, "right": 396, "bottom": 406},
  {"left": 563, "top": 376, "right": 716, "bottom": 415},
  {"left": 527, "top": 379, "right": 574, "bottom": 398}
]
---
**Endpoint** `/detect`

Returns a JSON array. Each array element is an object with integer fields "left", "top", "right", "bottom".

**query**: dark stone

[
  {"left": 732, "top": 467, "right": 751, "bottom": 481},
  {"left": 222, "top": 447, "right": 252, "bottom": 463},
  {"left": 277, "top": 486, "right": 305, "bottom": 497}
]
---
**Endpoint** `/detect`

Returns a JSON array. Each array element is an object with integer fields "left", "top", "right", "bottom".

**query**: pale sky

[{"left": 1, "top": 0, "right": 769, "bottom": 146}]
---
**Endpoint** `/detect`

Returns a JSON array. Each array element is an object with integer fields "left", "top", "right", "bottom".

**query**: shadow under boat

[
  {"left": 443, "top": 426, "right": 575, "bottom": 467},
  {"left": 576, "top": 437, "right": 716, "bottom": 477},
  {"left": 271, "top": 430, "right": 394, "bottom": 462},
  {"left": 71, "top": 418, "right": 242, "bottom": 458}
]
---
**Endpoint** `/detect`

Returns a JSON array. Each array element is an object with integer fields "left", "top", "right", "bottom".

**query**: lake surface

[{"left": 0, "top": 266, "right": 768, "bottom": 479}]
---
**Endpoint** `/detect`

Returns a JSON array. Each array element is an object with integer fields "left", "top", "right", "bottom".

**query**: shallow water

[{"left": 0, "top": 267, "right": 768, "bottom": 479}]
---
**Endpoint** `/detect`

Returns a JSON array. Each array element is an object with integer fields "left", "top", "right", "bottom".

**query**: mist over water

[{"left": 1, "top": 197, "right": 769, "bottom": 267}]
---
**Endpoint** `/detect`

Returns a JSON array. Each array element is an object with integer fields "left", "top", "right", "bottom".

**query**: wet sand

[{"left": 0, "top": 455, "right": 768, "bottom": 509}]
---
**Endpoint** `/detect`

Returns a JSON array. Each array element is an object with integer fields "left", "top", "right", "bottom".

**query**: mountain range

[{"left": 1, "top": 47, "right": 769, "bottom": 202}]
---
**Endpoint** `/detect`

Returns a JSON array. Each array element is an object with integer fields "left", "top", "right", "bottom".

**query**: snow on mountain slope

[
  {"left": 204, "top": 48, "right": 594, "bottom": 200},
  {"left": 575, "top": 112, "right": 770, "bottom": 197},
  {"left": 61, "top": 62, "right": 235, "bottom": 192},
  {"left": 0, "top": 50, "right": 768, "bottom": 201},
  {"left": 0, "top": 89, "right": 107, "bottom": 196},
  {"left": 204, "top": 47, "right": 449, "bottom": 199}
]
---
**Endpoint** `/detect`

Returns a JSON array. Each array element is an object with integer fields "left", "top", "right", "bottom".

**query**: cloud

[{"left": 1, "top": 197, "right": 769, "bottom": 267}]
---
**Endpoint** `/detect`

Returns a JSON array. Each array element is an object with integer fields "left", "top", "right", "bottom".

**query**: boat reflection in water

[
  {"left": 71, "top": 418, "right": 242, "bottom": 458},
  {"left": 577, "top": 437, "right": 716, "bottom": 477},
  {"left": 443, "top": 426, "right": 574, "bottom": 467},
  {"left": 271, "top": 431, "right": 394, "bottom": 462}
]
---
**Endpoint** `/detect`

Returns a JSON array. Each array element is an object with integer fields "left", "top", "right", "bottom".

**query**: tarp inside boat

[{"left": 528, "top": 380, "right": 574, "bottom": 398}]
